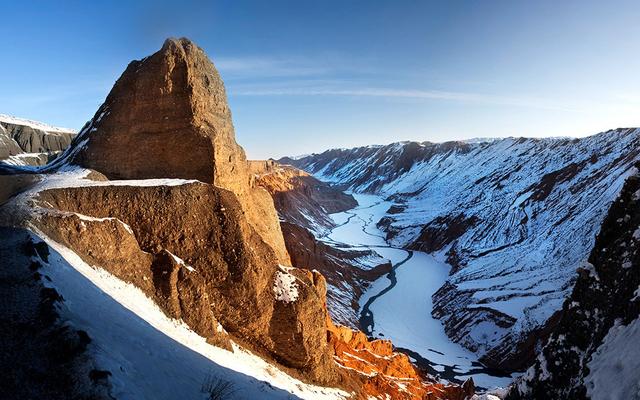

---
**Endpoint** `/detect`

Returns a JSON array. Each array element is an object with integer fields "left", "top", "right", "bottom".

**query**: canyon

[
  {"left": 0, "top": 38, "right": 474, "bottom": 400},
  {"left": 283, "top": 133, "right": 640, "bottom": 375},
  {"left": 1, "top": 37, "right": 639, "bottom": 400}
]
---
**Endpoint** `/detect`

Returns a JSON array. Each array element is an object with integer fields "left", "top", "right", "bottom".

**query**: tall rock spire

[{"left": 69, "top": 37, "right": 289, "bottom": 263}]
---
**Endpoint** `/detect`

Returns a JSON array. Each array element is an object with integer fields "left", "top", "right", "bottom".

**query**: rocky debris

[
  {"left": 286, "top": 131, "right": 640, "bottom": 372},
  {"left": 0, "top": 116, "right": 76, "bottom": 166},
  {"left": 63, "top": 38, "right": 289, "bottom": 265},
  {"left": 508, "top": 168, "right": 640, "bottom": 399},
  {"left": 0, "top": 228, "right": 111, "bottom": 399},
  {"left": 327, "top": 320, "right": 476, "bottom": 400},
  {"left": 253, "top": 162, "right": 391, "bottom": 328}
]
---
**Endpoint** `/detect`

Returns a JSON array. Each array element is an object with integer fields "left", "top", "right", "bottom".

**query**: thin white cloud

[
  {"left": 215, "top": 56, "right": 333, "bottom": 78},
  {"left": 230, "top": 86, "right": 582, "bottom": 112}
]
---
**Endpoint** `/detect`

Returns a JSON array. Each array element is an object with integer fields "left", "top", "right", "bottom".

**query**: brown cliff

[{"left": 67, "top": 37, "right": 289, "bottom": 265}]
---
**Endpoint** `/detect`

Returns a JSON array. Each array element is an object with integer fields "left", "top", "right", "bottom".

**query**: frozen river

[{"left": 322, "top": 193, "right": 515, "bottom": 389}]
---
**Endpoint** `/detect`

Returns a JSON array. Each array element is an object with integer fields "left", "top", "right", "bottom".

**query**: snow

[
  {"left": 633, "top": 287, "right": 640, "bottom": 302},
  {"left": 8, "top": 167, "right": 200, "bottom": 206},
  {"left": 469, "top": 296, "right": 544, "bottom": 320},
  {"left": 585, "top": 317, "right": 640, "bottom": 400},
  {"left": 74, "top": 213, "right": 135, "bottom": 235},
  {"left": 167, "top": 251, "right": 196, "bottom": 272},
  {"left": 35, "top": 231, "right": 350, "bottom": 400},
  {"left": 326, "top": 193, "right": 516, "bottom": 389},
  {"left": 293, "top": 130, "right": 640, "bottom": 364},
  {"left": 324, "top": 194, "right": 391, "bottom": 247},
  {"left": 273, "top": 269, "right": 299, "bottom": 303},
  {"left": 0, "top": 113, "right": 76, "bottom": 134}
]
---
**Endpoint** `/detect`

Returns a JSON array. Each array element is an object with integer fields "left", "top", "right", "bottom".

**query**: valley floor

[{"left": 322, "top": 194, "right": 517, "bottom": 390}]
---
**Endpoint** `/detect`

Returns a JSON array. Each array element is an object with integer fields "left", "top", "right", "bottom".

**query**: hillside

[
  {"left": 509, "top": 166, "right": 640, "bottom": 399},
  {"left": 283, "top": 132, "right": 640, "bottom": 371},
  {"left": 0, "top": 114, "right": 76, "bottom": 166}
]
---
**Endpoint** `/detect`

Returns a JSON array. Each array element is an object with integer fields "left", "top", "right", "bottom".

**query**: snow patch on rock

[{"left": 273, "top": 269, "right": 299, "bottom": 303}]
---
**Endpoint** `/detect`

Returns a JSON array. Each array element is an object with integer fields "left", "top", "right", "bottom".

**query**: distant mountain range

[{"left": 0, "top": 114, "right": 76, "bottom": 167}]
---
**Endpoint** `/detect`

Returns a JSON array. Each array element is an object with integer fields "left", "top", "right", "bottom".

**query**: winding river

[{"left": 321, "top": 193, "right": 515, "bottom": 389}]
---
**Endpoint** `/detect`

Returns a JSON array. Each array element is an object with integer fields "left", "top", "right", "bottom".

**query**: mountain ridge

[{"left": 282, "top": 128, "right": 640, "bottom": 372}]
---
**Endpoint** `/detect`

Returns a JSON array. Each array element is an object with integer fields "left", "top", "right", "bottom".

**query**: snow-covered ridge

[
  {"left": 284, "top": 128, "right": 640, "bottom": 370},
  {"left": 0, "top": 113, "right": 76, "bottom": 134}
]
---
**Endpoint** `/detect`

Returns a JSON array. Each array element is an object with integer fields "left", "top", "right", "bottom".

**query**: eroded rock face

[
  {"left": 3, "top": 124, "right": 74, "bottom": 154},
  {"left": 66, "top": 37, "right": 288, "bottom": 265},
  {"left": 253, "top": 162, "right": 391, "bottom": 328},
  {"left": 36, "top": 183, "right": 336, "bottom": 380},
  {"left": 327, "top": 320, "right": 475, "bottom": 400},
  {"left": 0, "top": 118, "right": 76, "bottom": 166}
]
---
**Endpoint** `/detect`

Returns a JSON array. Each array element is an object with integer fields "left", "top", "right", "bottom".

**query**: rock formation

[
  {"left": 0, "top": 38, "right": 476, "bottom": 398},
  {"left": 19, "top": 37, "right": 347, "bottom": 383},
  {"left": 66, "top": 38, "right": 289, "bottom": 265},
  {"left": 328, "top": 319, "right": 475, "bottom": 400}
]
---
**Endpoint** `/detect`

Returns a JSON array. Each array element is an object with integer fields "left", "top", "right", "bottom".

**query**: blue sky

[{"left": 2, "top": 0, "right": 640, "bottom": 159}]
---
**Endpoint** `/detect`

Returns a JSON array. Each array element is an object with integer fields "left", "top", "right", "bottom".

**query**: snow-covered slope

[
  {"left": 36, "top": 231, "right": 349, "bottom": 400},
  {"left": 282, "top": 128, "right": 640, "bottom": 371},
  {"left": 510, "top": 169, "right": 640, "bottom": 399},
  {"left": 0, "top": 114, "right": 76, "bottom": 166},
  {"left": 0, "top": 114, "right": 75, "bottom": 134}
]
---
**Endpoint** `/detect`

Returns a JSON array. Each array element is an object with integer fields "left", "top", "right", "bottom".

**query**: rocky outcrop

[
  {"left": 280, "top": 221, "right": 391, "bottom": 328},
  {"left": 328, "top": 320, "right": 476, "bottom": 400},
  {"left": 64, "top": 38, "right": 289, "bottom": 265},
  {"left": 34, "top": 172, "right": 336, "bottom": 382},
  {"left": 286, "top": 132, "right": 640, "bottom": 371},
  {"left": 1, "top": 38, "right": 340, "bottom": 384},
  {"left": 251, "top": 161, "right": 357, "bottom": 235},
  {"left": 508, "top": 167, "right": 640, "bottom": 399},
  {"left": 253, "top": 162, "right": 391, "bottom": 328},
  {"left": 0, "top": 115, "right": 76, "bottom": 166}
]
